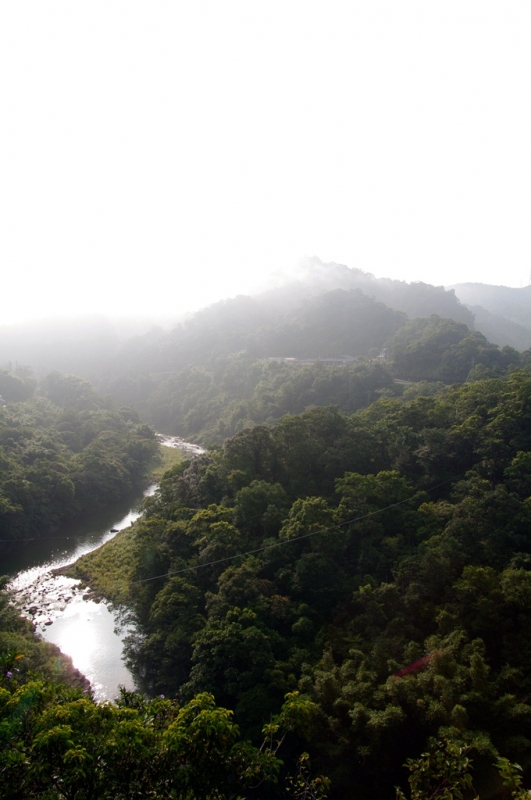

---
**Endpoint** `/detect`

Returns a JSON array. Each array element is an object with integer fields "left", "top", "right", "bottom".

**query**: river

[{"left": 6, "top": 435, "right": 204, "bottom": 703}]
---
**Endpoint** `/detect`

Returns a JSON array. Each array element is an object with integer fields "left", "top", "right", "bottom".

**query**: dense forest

[
  {"left": 61, "top": 369, "right": 531, "bottom": 798},
  {"left": 0, "top": 260, "right": 475, "bottom": 379},
  {"left": 100, "top": 281, "right": 527, "bottom": 444},
  {"left": 449, "top": 283, "right": 531, "bottom": 352},
  {"left": 0, "top": 368, "right": 158, "bottom": 552},
  {"left": 3, "top": 270, "right": 531, "bottom": 797}
]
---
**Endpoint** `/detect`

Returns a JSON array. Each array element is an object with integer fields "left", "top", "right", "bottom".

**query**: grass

[
  {"left": 66, "top": 444, "right": 185, "bottom": 603},
  {"left": 149, "top": 444, "right": 186, "bottom": 481},
  {"left": 68, "top": 525, "right": 139, "bottom": 605}
]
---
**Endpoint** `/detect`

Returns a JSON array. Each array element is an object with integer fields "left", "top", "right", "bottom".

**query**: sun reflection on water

[{"left": 43, "top": 598, "right": 137, "bottom": 703}]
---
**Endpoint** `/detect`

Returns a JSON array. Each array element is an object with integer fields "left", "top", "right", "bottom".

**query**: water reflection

[
  {"left": 8, "top": 484, "right": 157, "bottom": 702},
  {"left": 45, "top": 600, "right": 136, "bottom": 701},
  {"left": 4, "top": 484, "right": 157, "bottom": 578}
]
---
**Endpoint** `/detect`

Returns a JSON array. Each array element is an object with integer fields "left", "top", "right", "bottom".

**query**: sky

[{"left": 1, "top": 2, "right": 531, "bottom": 325}]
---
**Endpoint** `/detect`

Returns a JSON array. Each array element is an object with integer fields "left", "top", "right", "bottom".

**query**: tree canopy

[
  {"left": 0, "top": 370, "right": 158, "bottom": 552},
  {"left": 64, "top": 368, "right": 531, "bottom": 797}
]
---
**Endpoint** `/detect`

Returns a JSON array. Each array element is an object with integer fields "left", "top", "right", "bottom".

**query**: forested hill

[
  {"left": 49, "top": 263, "right": 516, "bottom": 445},
  {"left": 102, "top": 303, "right": 527, "bottom": 446},
  {"left": 0, "top": 262, "right": 514, "bottom": 449},
  {"left": 2, "top": 279, "right": 531, "bottom": 794},
  {"left": 449, "top": 282, "right": 531, "bottom": 351},
  {"left": 70, "top": 368, "right": 531, "bottom": 798},
  {"left": 2, "top": 268, "right": 528, "bottom": 455},
  {"left": 108, "top": 260, "right": 474, "bottom": 375},
  {"left": 449, "top": 282, "right": 531, "bottom": 328},
  {"left": 6, "top": 368, "right": 531, "bottom": 796},
  {"left": 0, "top": 369, "right": 158, "bottom": 552},
  {"left": 261, "top": 256, "right": 475, "bottom": 326},
  {"left": 0, "top": 260, "right": 474, "bottom": 380}
]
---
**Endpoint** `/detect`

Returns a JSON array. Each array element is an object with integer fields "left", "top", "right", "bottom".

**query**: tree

[
  {"left": 395, "top": 736, "right": 479, "bottom": 800},
  {"left": 1, "top": 672, "right": 326, "bottom": 800}
]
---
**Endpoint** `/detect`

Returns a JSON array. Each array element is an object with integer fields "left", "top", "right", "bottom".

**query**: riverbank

[
  {"left": 6, "top": 484, "right": 156, "bottom": 700},
  {"left": 58, "top": 522, "right": 139, "bottom": 606},
  {"left": 57, "top": 439, "right": 198, "bottom": 604},
  {"left": 5, "top": 438, "right": 201, "bottom": 701},
  {"left": 0, "top": 583, "right": 90, "bottom": 693},
  {"left": 149, "top": 439, "right": 187, "bottom": 480},
  {"left": 8, "top": 443, "right": 184, "bottom": 619}
]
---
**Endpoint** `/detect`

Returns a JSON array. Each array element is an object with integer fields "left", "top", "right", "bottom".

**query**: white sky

[{"left": 1, "top": 2, "right": 531, "bottom": 325}]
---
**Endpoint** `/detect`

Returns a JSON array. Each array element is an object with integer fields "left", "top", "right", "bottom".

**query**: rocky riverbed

[
  {"left": 10, "top": 573, "right": 83, "bottom": 631},
  {"left": 6, "top": 495, "right": 154, "bottom": 700},
  {"left": 9, "top": 571, "right": 104, "bottom": 633},
  {"left": 156, "top": 433, "right": 206, "bottom": 455},
  {"left": 7, "top": 436, "right": 205, "bottom": 701}
]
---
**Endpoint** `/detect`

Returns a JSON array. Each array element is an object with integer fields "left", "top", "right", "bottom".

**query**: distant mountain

[
  {"left": 0, "top": 262, "right": 477, "bottom": 379},
  {"left": 0, "top": 316, "right": 173, "bottom": 379},
  {"left": 263, "top": 257, "right": 475, "bottom": 327},
  {"left": 465, "top": 305, "right": 531, "bottom": 352},
  {"left": 448, "top": 282, "right": 531, "bottom": 350},
  {"left": 2, "top": 262, "right": 528, "bottom": 444},
  {"left": 97, "top": 269, "right": 523, "bottom": 442}
]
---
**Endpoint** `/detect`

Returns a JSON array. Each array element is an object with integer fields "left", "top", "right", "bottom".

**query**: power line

[
  {"left": 1, "top": 477, "right": 453, "bottom": 576},
  {"left": 130, "top": 478, "right": 453, "bottom": 586},
  {"left": 0, "top": 535, "right": 75, "bottom": 542}
]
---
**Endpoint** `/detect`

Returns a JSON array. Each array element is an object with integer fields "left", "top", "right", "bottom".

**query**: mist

[{"left": 2, "top": 2, "right": 531, "bottom": 328}]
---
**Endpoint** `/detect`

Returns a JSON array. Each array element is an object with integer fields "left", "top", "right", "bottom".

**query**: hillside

[
  {"left": 0, "top": 370, "right": 158, "bottom": 553},
  {"left": 102, "top": 305, "right": 524, "bottom": 445},
  {"left": 2, "top": 272, "right": 531, "bottom": 795},
  {"left": 1, "top": 267, "right": 528, "bottom": 450},
  {"left": 264, "top": 257, "right": 475, "bottom": 327},
  {"left": 79, "top": 263, "right": 516, "bottom": 443},
  {"left": 69, "top": 368, "right": 531, "bottom": 798},
  {"left": 450, "top": 282, "right": 531, "bottom": 350},
  {"left": 0, "top": 260, "right": 473, "bottom": 379}
]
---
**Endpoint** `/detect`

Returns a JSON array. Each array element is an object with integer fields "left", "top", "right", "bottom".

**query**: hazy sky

[{"left": 2, "top": 2, "right": 531, "bottom": 325}]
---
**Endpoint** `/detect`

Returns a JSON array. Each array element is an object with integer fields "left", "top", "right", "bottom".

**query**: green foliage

[
  {"left": 80, "top": 369, "right": 531, "bottom": 797},
  {"left": 0, "top": 663, "right": 325, "bottom": 800},
  {"left": 0, "top": 365, "right": 36, "bottom": 402},
  {"left": 41, "top": 371, "right": 100, "bottom": 410},
  {"left": 389, "top": 316, "right": 521, "bottom": 384},
  {"left": 148, "top": 357, "right": 398, "bottom": 446},
  {"left": 395, "top": 737, "right": 479, "bottom": 800},
  {"left": 495, "top": 757, "right": 530, "bottom": 799},
  {"left": 286, "top": 753, "right": 331, "bottom": 800},
  {"left": 396, "top": 740, "right": 531, "bottom": 800},
  {"left": 0, "top": 377, "right": 158, "bottom": 551},
  {"left": 6, "top": 362, "right": 531, "bottom": 796}
]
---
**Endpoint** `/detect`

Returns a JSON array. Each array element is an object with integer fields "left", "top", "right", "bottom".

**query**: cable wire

[{"left": 130, "top": 478, "right": 453, "bottom": 585}]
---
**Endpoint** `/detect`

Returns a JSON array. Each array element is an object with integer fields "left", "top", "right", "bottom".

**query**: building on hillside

[{"left": 268, "top": 356, "right": 358, "bottom": 366}]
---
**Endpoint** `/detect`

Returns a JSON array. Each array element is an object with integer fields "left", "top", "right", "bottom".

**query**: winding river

[{"left": 6, "top": 435, "right": 204, "bottom": 703}]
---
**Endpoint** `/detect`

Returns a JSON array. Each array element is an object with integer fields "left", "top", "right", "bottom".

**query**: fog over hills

[
  {"left": 4, "top": 4, "right": 531, "bottom": 795},
  {"left": 261, "top": 257, "right": 474, "bottom": 327},
  {"left": 3, "top": 260, "right": 526, "bottom": 447},
  {"left": 0, "top": 260, "right": 478, "bottom": 378},
  {"left": 449, "top": 282, "right": 531, "bottom": 350}
]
